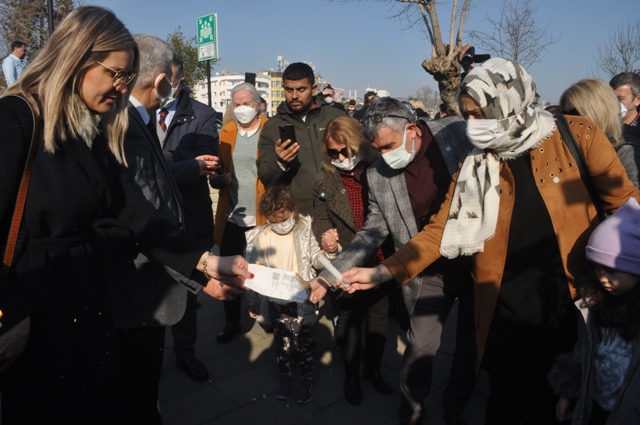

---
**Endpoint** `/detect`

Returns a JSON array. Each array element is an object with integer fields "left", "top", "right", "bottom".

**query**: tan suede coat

[
  {"left": 214, "top": 115, "right": 268, "bottom": 246},
  {"left": 383, "top": 116, "right": 640, "bottom": 370}
]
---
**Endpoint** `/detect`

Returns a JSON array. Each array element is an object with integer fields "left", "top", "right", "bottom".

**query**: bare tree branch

[
  {"left": 449, "top": 0, "right": 457, "bottom": 51},
  {"left": 327, "top": 0, "right": 474, "bottom": 111},
  {"left": 596, "top": 21, "right": 640, "bottom": 77},
  {"left": 416, "top": 2, "right": 435, "bottom": 49},
  {"left": 456, "top": 0, "right": 470, "bottom": 46},
  {"left": 468, "top": 0, "right": 559, "bottom": 68}
]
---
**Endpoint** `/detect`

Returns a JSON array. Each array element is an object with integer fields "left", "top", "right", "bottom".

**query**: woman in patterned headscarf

[{"left": 324, "top": 58, "right": 640, "bottom": 424}]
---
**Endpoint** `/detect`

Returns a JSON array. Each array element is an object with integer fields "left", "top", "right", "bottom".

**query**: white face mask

[
  {"left": 155, "top": 75, "right": 172, "bottom": 105},
  {"left": 233, "top": 105, "right": 258, "bottom": 124},
  {"left": 160, "top": 81, "right": 182, "bottom": 109},
  {"left": 269, "top": 214, "right": 296, "bottom": 235},
  {"left": 465, "top": 117, "right": 518, "bottom": 149},
  {"left": 331, "top": 155, "right": 361, "bottom": 171},
  {"left": 621, "top": 101, "right": 633, "bottom": 117},
  {"left": 382, "top": 125, "right": 415, "bottom": 170},
  {"left": 325, "top": 96, "right": 334, "bottom": 104}
]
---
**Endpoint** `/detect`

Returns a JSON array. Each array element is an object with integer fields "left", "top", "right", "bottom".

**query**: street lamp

[{"left": 47, "top": 0, "right": 54, "bottom": 36}]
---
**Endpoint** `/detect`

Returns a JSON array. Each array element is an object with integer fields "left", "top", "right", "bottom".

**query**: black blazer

[{"left": 107, "top": 104, "right": 206, "bottom": 328}]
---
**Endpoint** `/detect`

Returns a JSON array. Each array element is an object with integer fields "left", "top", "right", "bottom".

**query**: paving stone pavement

[{"left": 159, "top": 290, "right": 489, "bottom": 425}]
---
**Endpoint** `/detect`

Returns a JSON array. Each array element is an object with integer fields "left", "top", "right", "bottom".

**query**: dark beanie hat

[{"left": 586, "top": 197, "right": 640, "bottom": 275}]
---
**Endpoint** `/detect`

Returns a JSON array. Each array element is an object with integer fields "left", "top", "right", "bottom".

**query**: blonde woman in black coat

[
  {"left": 0, "top": 7, "right": 250, "bottom": 424},
  {"left": 312, "top": 116, "right": 392, "bottom": 405}
]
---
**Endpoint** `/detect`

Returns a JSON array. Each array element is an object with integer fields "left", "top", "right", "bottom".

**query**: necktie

[{"left": 158, "top": 108, "right": 168, "bottom": 133}]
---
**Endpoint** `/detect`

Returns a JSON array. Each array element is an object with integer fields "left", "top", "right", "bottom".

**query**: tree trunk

[{"left": 421, "top": 44, "right": 464, "bottom": 113}]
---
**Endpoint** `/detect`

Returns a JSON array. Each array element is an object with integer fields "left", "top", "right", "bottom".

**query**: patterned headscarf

[{"left": 439, "top": 58, "right": 555, "bottom": 258}]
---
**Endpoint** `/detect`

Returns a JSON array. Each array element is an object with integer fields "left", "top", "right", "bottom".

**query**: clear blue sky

[{"left": 88, "top": 0, "right": 636, "bottom": 104}]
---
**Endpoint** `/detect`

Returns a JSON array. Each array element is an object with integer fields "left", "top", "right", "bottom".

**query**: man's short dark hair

[
  {"left": 172, "top": 54, "right": 184, "bottom": 74},
  {"left": 348, "top": 99, "right": 356, "bottom": 105},
  {"left": 282, "top": 62, "right": 314, "bottom": 86},
  {"left": 609, "top": 72, "right": 640, "bottom": 98},
  {"left": 361, "top": 97, "right": 416, "bottom": 141},
  {"left": 11, "top": 41, "right": 25, "bottom": 51}
]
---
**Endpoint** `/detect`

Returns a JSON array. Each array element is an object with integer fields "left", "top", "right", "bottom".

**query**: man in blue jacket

[{"left": 156, "top": 55, "right": 219, "bottom": 382}]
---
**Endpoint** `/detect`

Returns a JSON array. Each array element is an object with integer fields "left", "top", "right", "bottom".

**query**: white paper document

[{"left": 244, "top": 263, "right": 308, "bottom": 304}]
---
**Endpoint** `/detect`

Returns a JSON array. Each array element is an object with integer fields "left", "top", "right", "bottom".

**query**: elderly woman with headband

[
  {"left": 0, "top": 6, "right": 250, "bottom": 424},
  {"left": 319, "top": 58, "right": 640, "bottom": 424}
]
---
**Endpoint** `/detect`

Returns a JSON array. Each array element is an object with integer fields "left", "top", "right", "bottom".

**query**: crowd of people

[{"left": 1, "top": 5, "right": 640, "bottom": 425}]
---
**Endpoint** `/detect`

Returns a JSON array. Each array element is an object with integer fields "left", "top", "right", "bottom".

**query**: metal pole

[
  {"left": 207, "top": 60, "right": 211, "bottom": 107},
  {"left": 47, "top": 0, "right": 54, "bottom": 36}
]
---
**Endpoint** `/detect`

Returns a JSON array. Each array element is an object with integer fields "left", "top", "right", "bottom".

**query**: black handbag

[{"left": 554, "top": 114, "right": 607, "bottom": 222}]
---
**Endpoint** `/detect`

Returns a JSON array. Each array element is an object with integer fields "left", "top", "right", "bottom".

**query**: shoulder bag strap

[
  {"left": 2, "top": 97, "right": 41, "bottom": 275},
  {"left": 554, "top": 113, "right": 606, "bottom": 222}
]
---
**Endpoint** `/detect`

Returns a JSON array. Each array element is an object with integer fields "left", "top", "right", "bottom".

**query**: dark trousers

[
  {"left": 337, "top": 284, "right": 390, "bottom": 377},
  {"left": 482, "top": 302, "right": 578, "bottom": 425},
  {"left": 219, "top": 221, "right": 253, "bottom": 323},
  {"left": 116, "top": 326, "right": 166, "bottom": 425},
  {"left": 270, "top": 302, "right": 313, "bottom": 379},
  {"left": 0, "top": 302, "right": 129, "bottom": 425},
  {"left": 484, "top": 372, "right": 562, "bottom": 425},
  {"left": 399, "top": 272, "right": 476, "bottom": 421},
  {"left": 171, "top": 290, "right": 197, "bottom": 359}
]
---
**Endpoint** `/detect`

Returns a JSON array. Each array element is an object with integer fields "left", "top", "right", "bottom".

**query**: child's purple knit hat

[{"left": 586, "top": 197, "right": 640, "bottom": 275}]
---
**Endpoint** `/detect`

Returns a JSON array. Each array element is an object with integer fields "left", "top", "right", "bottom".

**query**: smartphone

[
  {"left": 278, "top": 124, "right": 297, "bottom": 148},
  {"left": 245, "top": 72, "right": 256, "bottom": 86}
]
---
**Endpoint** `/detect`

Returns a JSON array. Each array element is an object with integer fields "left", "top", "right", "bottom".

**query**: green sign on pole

[{"left": 197, "top": 13, "right": 218, "bottom": 62}]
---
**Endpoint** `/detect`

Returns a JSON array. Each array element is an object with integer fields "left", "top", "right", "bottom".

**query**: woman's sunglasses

[
  {"left": 326, "top": 147, "right": 349, "bottom": 159},
  {"left": 97, "top": 61, "right": 136, "bottom": 87}
]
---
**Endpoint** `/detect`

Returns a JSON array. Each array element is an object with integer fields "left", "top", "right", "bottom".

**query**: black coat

[{"left": 0, "top": 96, "right": 204, "bottom": 424}]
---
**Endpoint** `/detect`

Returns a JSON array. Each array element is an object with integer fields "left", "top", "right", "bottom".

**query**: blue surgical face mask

[{"left": 381, "top": 125, "right": 415, "bottom": 170}]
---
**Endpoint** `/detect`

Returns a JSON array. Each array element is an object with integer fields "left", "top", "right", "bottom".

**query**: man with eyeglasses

[
  {"left": 257, "top": 62, "right": 345, "bottom": 217},
  {"left": 307, "top": 97, "right": 475, "bottom": 425}
]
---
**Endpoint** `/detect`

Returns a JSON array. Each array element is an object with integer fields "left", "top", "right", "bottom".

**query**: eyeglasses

[
  {"left": 326, "top": 147, "right": 349, "bottom": 159},
  {"left": 97, "top": 61, "right": 136, "bottom": 87},
  {"left": 364, "top": 113, "right": 409, "bottom": 124}
]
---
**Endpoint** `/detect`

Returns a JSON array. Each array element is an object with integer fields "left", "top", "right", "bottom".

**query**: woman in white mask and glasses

[
  {"left": 311, "top": 116, "right": 392, "bottom": 405},
  {"left": 329, "top": 58, "right": 640, "bottom": 424}
]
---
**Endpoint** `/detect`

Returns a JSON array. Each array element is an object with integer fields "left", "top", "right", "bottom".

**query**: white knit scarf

[{"left": 439, "top": 59, "right": 555, "bottom": 258}]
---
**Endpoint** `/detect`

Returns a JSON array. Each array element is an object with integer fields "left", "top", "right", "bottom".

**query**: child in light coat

[{"left": 244, "top": 186, "right": 335, "bottom": 405}]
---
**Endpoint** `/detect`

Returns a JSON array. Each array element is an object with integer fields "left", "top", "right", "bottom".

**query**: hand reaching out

[
  {"left": 308, "top": 276, "right": 333, "bottom": 304},
  {"left": 340, "top": 265, "right": 392, "bottom": 293},
  {"left": 198, "top": 254, "right": 252, "bottom": 300}
]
